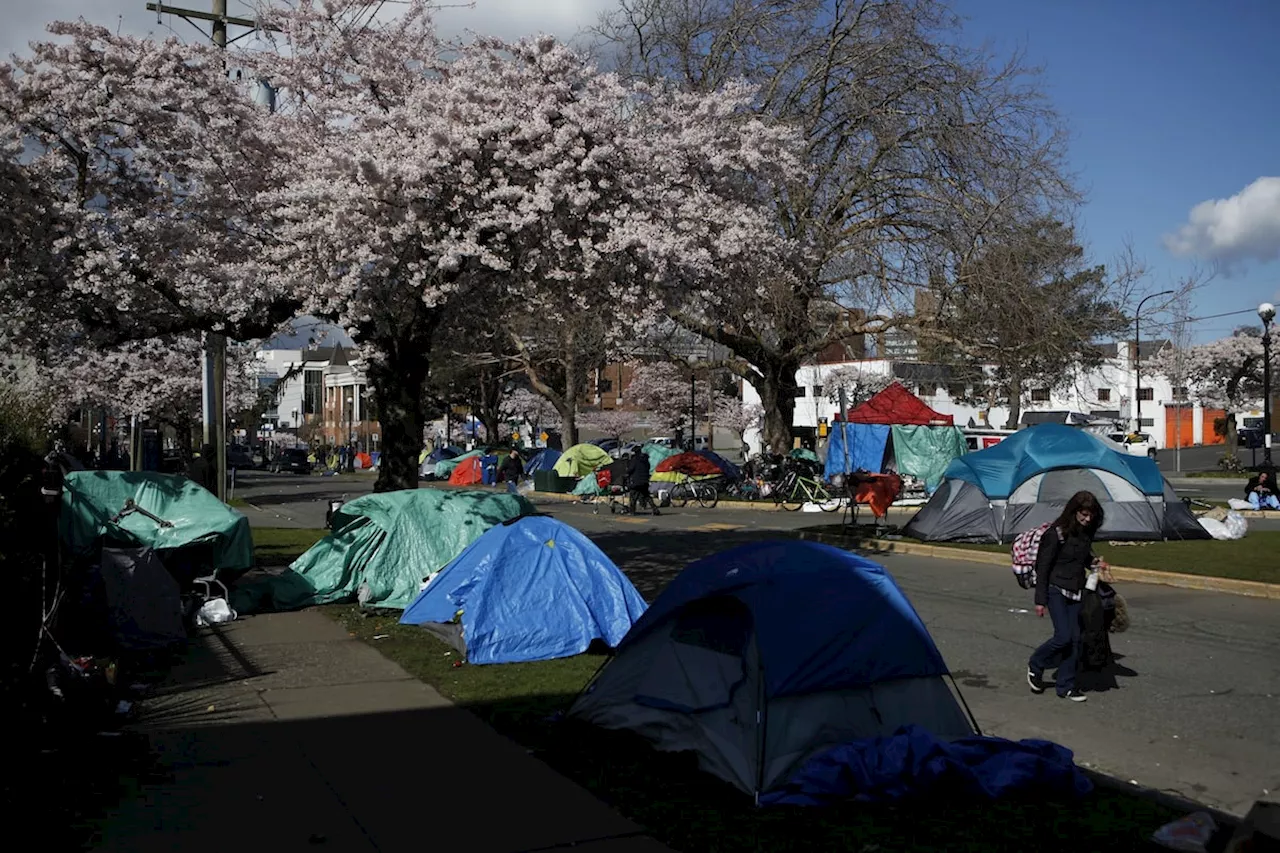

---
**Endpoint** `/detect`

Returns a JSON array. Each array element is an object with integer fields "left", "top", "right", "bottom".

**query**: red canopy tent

[{"left": 839, "top": 381, "right": 954, "bottom": 426}]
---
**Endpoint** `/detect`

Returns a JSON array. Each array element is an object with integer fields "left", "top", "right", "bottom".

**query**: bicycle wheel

[
  {"left": 780, "top": 481, "right": 806, "bottom": 511},
  {"left": 815, "top": 485, "right": 842, "bottom": 512},
  {"left": 673, "top": 485, "right": 690, "bottom": 508},
  {"left": 697, "top": 485, "right": 719, "bottom": 509}
]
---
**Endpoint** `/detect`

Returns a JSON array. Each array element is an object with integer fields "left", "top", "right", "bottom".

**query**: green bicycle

[{"left": 773, "top": 469, "right": 842, "bottom": 512}]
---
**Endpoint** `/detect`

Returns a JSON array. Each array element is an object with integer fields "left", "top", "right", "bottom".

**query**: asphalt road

[{"left": 231, "top": 471, "right": 1280, "bottom": 814}]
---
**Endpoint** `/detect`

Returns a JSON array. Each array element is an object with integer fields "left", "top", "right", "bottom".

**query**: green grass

[
  {"left": 326, "top": 606, "right": 1180, "bottom": 852},
  {"left": 1180, "top": 470, "right": 1251, "bottom": 479},
  {"left": 811, "top": 525, "right": 1280, "bottom": 585},
  {"left": 253, "top": 527, "right": 328, "bottom": 566}
]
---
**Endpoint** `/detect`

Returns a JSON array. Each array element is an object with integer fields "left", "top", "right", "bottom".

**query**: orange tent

[{"left": 448, "top": 456, "right": 484, "bottom": 485}]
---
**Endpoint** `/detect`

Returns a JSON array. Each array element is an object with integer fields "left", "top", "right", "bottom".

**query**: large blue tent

[
  {"left": 524, "top": 447, "right": 562, "bottom": 474},
  {"left": 571, "top": 541, "right": 976, "bottom": 795},
  {"left": 695, "top": 449, "right": 742, "bottom": 481},
  {"left": 904, "top": 424, "right": 1207, "bottom": 543},
  {"left": 400, "top": 516, "right": 647, "bottom": 664}
]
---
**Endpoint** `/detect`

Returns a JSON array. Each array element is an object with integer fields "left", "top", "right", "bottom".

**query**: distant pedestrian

[
  {"left": 499, "top": 449, "right": 524, "bottom": 495},
  {"left": 1027, "top": 490, "right": 1105, "bottom": 703},
  {"left": 626, "top": 448, "right": 657, "bottom": 515},
  {"left": 187, "top": 443, "right": 218, "bottom": 494},
  {"left": 1244, "top": 470, "right": 1279, "bottom": 510}
]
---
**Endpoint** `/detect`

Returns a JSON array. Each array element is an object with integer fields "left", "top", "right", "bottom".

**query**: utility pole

[{"left": 146, "top": 1, "right": 276, "bottom": 501}]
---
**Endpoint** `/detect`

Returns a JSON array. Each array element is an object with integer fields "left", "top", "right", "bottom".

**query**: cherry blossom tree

[
  {"left": 3, "top": 3, "right": 798, "bottom": 491},
  {"left": 626, "top": 362, "right": 695, "bottom": 435},
  {"left": 1149, "top": 327, "right": 1273, "bottom": 456},
  {"left": 713, "top": 398, "right": 761, "bottom": 451},
  {"left": 501, "top": 387, "right": 563, "bottom": 439},
  {"left": 579, "top": 408, "right": 639, "bottom": 442},
  {"left": 822, "top": 366, "right": 895, "bottom": 411}
]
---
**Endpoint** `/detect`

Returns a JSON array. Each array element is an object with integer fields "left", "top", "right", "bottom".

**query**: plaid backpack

[{"left": 1010, "top": 523, "right": 1060, "bottom": 589}]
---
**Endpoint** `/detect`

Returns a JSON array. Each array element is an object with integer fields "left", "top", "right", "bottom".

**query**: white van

[
  {"left": 1107, "top": 432, "right": 1158, "bottom": 458},
  {"left": 961, "top": 428, "right": 1015, "bottom": 452}
]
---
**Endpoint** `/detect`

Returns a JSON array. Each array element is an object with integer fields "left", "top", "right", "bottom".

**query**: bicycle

[
  {"left": 773, "top": 469, "right": 842, "bottom": 512},
  {"left": 668, "top": 473, "right": 719, "bottom": 508}
]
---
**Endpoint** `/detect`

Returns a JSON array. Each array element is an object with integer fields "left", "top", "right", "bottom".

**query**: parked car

[
  {"left": 1238, "top": 427, "right": 1264, "bottom": 449},
  {"left": 1107, "top": 432, "right": 1157, "bottom": 458},
  {"left": 226, "top": 444, "right": 255, "bottom": 470},
  {"left": 271, "top": 448, "right": 313, "bottom": 474}
]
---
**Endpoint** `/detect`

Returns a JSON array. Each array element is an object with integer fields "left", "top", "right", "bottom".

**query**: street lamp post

[
  {"left": 689, "top": 370, "right": 697, "bottom": 451},
  {"left": 1133, "top": 290, "right": 1174, "bottom": 435},
  {"left": 1260, "top": 302, "right": 1275, "bottom": 466},
  {"left": 291, "top": 410, "right": 299, "bottom": 449}
]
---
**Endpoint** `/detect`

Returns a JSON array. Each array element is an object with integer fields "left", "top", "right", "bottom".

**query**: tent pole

[
  {"left": 754, "top": 656, "right": 768, "bottom": 804},
  {"left": 947, "top": 672, "right": 983, "bottom": 737}
]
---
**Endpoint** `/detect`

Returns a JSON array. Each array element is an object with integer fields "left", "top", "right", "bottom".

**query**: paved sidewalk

[{"left": 94, "top": 611, "right": 672, "bottom": 853}]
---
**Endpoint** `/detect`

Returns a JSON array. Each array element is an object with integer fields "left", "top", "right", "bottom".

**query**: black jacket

[
  {"left": 1244, "top": 475, "right": 1277, "bottom": 499},
  {"left": 498, "top": 455, "right": 523, "bottom": 483},
  {"left": 627, "top": 454, "right": 650, "bottom": 489},
  {"left": 1033, "top": 526, "right": 1094, "bottom": 606}
]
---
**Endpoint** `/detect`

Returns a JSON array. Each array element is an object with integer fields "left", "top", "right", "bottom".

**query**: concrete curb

[
  {"left": 1083, "top": 769, "right": 1244, "bottom": 825},
  {"left": 792, "top": 532, "right": 1280, "bottom": 600}
]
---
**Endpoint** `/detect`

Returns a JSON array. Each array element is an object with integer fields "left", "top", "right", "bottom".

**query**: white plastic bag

[
  {"left": 1228, "top": 497, "right": 1254, "bottom": 511},
  {"left": 195, "top": 598, "right": 237, "bottom": 626},
  {"left": 1151, "top": 811, "right": 1216, "bottom": 852},
  {"left": 1222, "top": 510, "right": 1248, "bottom": 539},
  {"left": 1197, "top": 517, "right": 1229, "bottom": 540}
]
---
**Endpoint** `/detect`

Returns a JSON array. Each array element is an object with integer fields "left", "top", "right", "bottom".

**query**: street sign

[
  {"left": 540, "top": 432, "right": 549, "bottom": 442},
  {"left": 511, "top": 431, "right": 520, "bottom": 441}
]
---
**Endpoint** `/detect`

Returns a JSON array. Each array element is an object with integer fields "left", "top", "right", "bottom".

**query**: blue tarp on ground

[
  {"left": 480, "top": 454, "right": 500, "bottom": 486},
  {"left": 621, "top": 540, "right": 948, "bottom": 698},
  {"left": 695, "top": 449, "right": 741, "bottom": 481},
  {"left": 824, "top": 423, "right": 891, "bottom": 479},
  {"left": 761, "top": 724, "right": 1093, "bottom": 805},
  {"left": 400, "top": 516, "right": 648, "bottom": 664},
  {"left": 524, "top": 448, "right": 562, "bottom": 474},
  {"left": 428, "top": 445, "right": 463, "bottom": 463},
  {"left": 943, "top": 423, "right": 1164, "bottom": 499}
]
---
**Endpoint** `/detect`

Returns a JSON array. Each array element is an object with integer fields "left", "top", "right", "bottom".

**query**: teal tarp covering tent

[
  {"left": 60, "top": 471, "right": 253, "bottom": 575},
  {"left": 233, "top": 489, "right": 535, "bottom": 612},
  {"left": 890, "top": 425, "right": 968, "bottom": 491},
  {"left": 640, "top": 443, "right": 679, "bottom": 472},
  {"left": 435, "top": 449, "right": 484, "bottom": 480}
]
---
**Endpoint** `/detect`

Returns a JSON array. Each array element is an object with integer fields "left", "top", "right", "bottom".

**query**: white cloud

[
  {"left": 1, "top": 1, "right": 614, "bottom": 60},
  {"left": 1165, "top": 176, "right": 1280, "bottom": 266}
]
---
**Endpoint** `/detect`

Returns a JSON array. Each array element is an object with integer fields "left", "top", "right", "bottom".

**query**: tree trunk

[
  {"left": 1004, "top": 374, "right": 1023, "bottom": 430},
  {"left": 367, "top": 340, "right": 433, "bottom": 493},
  {"left": 1225, "top": 412, "right": 1239, "bottom": 459},
  {"left": 755, "top": 358, "right": 802, "bottom": 454}
]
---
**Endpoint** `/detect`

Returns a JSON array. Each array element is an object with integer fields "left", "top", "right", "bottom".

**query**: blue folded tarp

[
  {"left": 695, "top": 449, "right": 741, "bottom": 481},
  {"left": 761, "top": 724, "right": 1092, "bottom": 806},
  {"left": 824, "top": 422, "right": 891, "bottom": 479}
]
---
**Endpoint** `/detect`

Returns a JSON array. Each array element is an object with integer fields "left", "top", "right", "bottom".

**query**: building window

[
  {"left": 1030, "top": 388, "right": 1050, "bottom": 403},
  {"left": 1172, "top": 386, "right": 1188, "bottom": 399},
  {"left": 947, "top": 383, "right": 967, "bottom": 398},
  {"left": 812, "top": 385, "right": 824, "bottom": 398},
  {"left": 304, "top": 369, "right": 324, "bottom": 415},
  {"left": 1097, "top": 388, "right": 1111, "bottom": 402},
  {"left": 1137, "top": 387, "right": 1154, "bottom": 401},
  {"left": 1139, "top": 418, "right": 1154, "bottom": 428}
]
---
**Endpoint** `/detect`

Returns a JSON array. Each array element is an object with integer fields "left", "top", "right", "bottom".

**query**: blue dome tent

[
  {"left": 400, "top": 516, "right": 647, "bottom": 664},
  {"left": 695, "top": 449, "right": 742, "bottom": 481},
  {"left": 570, "top": 540, "right": 976, "bottom": 797},
  {"left": 524, "top": 447, "right": 562, "bottom": 474},
  {"left": 903, "top": 424, "right": 1208, "bottom": 543}
]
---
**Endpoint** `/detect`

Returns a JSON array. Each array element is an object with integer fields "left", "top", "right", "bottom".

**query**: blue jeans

[
  {"left": 1248, "top": 492, "right": 1280, "bottom": 510},
  {"left": 506, "top": 480, "right": 518, "bottom": 495},
  {"left": 1029, "top": 587, "right": 1082, "bottom": 696}
]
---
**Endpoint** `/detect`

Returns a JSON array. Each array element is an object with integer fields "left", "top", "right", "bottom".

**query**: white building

[{"left": 742, "top": 341, "right": 1230, "bottom": 455}]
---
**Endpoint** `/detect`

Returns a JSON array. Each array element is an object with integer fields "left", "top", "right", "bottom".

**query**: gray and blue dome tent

[
  {"left": 570, "top": 541, "right": 976, "bottom": 798},
  {"left": 400, "top": 516, "right": 647, "bottom": 664},
  {"left": 903, "top": 424, "right": 1208, "bottom": 543}
]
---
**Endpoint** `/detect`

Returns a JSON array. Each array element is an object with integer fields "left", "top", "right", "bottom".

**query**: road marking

[
  {"left": 695, "top": 523, "right": 744, "bottom": 531},
  {"left": 610, "top": 516, "right": 651, "bottom": 525}
]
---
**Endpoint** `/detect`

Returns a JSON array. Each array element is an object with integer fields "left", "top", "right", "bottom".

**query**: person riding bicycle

[{"left": 626, "top": 449, "right": 658, "bottom": 515}]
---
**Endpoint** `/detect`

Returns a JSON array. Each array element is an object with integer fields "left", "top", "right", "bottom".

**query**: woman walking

[{"left": 1027, "top": 491, "right": 1105, "bottom": 703}]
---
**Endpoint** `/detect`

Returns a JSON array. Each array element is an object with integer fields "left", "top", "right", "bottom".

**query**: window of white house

[
  {"left": 813, "top": 385, "right": 824, "bottom": 398},
  {"left": 1172, "top": 386, "right": 1189, "bottom": 399},
  {"left": 1137, "top": 388, "right": 1154, "bottom": 401},
  {"left": 1097, "top": 388, "right": 1111, "bottom": 402},
  {"left": 1030, "top": 388, "right": 1050, "bottom": 403}
]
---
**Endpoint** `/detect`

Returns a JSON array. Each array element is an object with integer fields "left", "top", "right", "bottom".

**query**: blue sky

[{"left": 956, "top": 0, "right": 1280, "bottom": 342}]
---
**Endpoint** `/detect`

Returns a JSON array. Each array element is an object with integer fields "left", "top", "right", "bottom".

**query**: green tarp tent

[
  {"left": 890, "top": 425, "right": 968, "bottom": 491},
  {"left": 60, "top": 471, "right": 253, "bottom": 574},
  {"left": 234, "top": 489, "right": 535, "bottom": 612},
  {"left": 553, "top": 443, "right": 613, "bottom": 477},
  {"left": 434, "top": 449, "right": 484, "bottom": 479}
]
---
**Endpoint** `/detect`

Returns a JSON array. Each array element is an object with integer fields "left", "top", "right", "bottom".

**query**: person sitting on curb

[{"left": 1244, "top": 470, "right": 1279, "bottom": 510}]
